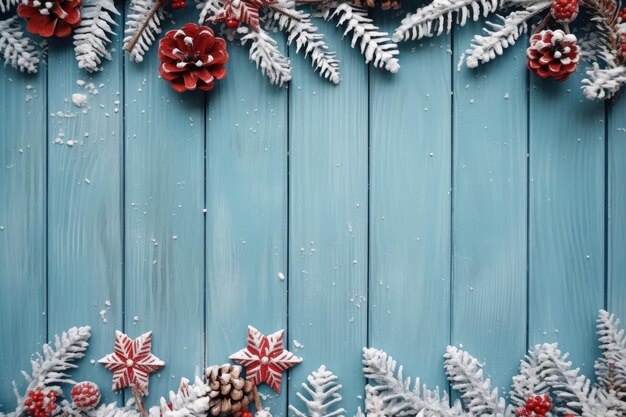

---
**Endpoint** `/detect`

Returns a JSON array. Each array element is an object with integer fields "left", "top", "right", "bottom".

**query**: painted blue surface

[{"left": 1, "top": 10, "right": 625, "bottom": 417}]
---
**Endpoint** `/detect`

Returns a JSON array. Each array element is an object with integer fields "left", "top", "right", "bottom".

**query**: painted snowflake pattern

[
  {"left": 229, "top": 326, "right": 302, "bottom": 392},
  {"left": 98, "top": 330, "right": 165, "bottom": 396}
]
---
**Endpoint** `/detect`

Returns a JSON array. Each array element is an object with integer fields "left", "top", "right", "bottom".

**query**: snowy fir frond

[
  {"left": 392, "top": 0, "right": 498, "bottom": 42},
  {"left": 464, "top": 2, "right": 549, "bottom": 68},
  {"left": 534, "top": 343, "right": 613, "bottom": 417},
  {"left": 73, "top": 0, "right": 120, "bottom": 72},
  {"left": 444, "top": 346, "right": 506, "bottom": 417},
  {"left": 595, "top": 310, "right": 626, "bottom": 400},
  {"left": 0, "top": 16, "right": 40, "bottom": 73},
  {"left": 509, "top": 345, "right": 550, "bottom": 410},
  {"left": 327, "top": 3, "right": 400, "bottom": 73},
  {"left": 239, "top": 26, "right": 292, "bottom": 86},
  {"left": 197, "top": 0, "right": 225, "bottom": 24},
  {"left": 267, "top": 1, "right": 340, "bottom": 84},
  {"left": 582, "top": 62, "right": 626, "bottom": 99},
  {"left": 124, "top": 0, "right": 165, "bottom": 63},
  {"left": 288, "top": 366, "right": 346, "bottom": 417},
  {"left": 362, "top": 348, "right": 464, "bottom": 417},
  {"left": 159, "top": 377, "right": 211, "bottom": 417},
  {"left": 0, "top": 0, "right": 18, "bottom": 12}
]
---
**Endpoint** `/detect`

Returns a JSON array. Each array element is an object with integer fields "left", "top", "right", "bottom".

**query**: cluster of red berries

[
  {"left": 171, "top": 0, "right": 187, "bottom": 9},
  {"left": 515, "top": 395, "right": 552, "bottom": 417},
  {"left": 24, "top": 388, "right": 58, "bottom": 417},
  {"left": 550, "top": 0, "right": 579, "bottom": 23},
  {"left": 619, "top": 8, "right": 626, "bottom": 60}
]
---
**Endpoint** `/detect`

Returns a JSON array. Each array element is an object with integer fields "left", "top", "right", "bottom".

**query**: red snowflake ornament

[
  {"left": 98, "top": 330, "right": 165, "bottom": 396},
  {"left": 17, "top": 0, "right": 82, "bottom": 38},
  {"left": 229, "top": 326, "right": 302, "bottom": 393},
  {"left": 211, "top": 0, "right": 276, "bottom": 31}
]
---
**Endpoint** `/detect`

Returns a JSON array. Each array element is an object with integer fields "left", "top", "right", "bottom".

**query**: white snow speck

[
  {"left": 277, "top": 272, "right": 285, "bottom": 281},
  {"left": 99, "top": 309, "right": 108, "bottom": 323},
  {"left": 293, "top": 339, "right": 304, "bottom": 349},
  {"left": 72, "top": 93, "right": 88, "bottom": 107}
]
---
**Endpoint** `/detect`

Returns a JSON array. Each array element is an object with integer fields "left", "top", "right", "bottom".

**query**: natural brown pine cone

[
  {"left": 205, "top": 364, "right": 254, "bottom": 416},
  {"left": 353, "top": 0, "right": 401, "bottom": 10}
]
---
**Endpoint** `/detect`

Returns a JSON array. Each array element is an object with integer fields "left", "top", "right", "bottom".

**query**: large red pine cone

[
  {"left": 527, "top": 30, "right": 580, "bottom": 81},
  {"left": 17, "top": 0, "right": 82, "bottom": 38},
  {"left": 550, "top": 0, "right": 579, "bottom": 23},
  {"left": 158, "top": 23, "right": 228, "bottom": 93}
]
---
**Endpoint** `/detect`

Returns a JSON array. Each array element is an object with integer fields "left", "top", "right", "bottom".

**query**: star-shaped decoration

[
  {"left": 98, "top": 330, "right": 165, "bottom": 396},
  {"left": 211, "top": 0, "right": 276, "bottom": 32},
  {"left": 229, "top": 326, "right": 302, "bottom": 393}
]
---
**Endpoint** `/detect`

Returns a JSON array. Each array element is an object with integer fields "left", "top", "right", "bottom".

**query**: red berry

[
  {"left": 226, "top": 19, "right": 239, "bottom": 28},
  {"left": 241, "top": 411, "right": 253, "bottom": 417},
  {"left": 171, "top": 0, "right": 186, "bottom": 8},
  {"left": 619, "top": 7, "right": 626, "bottom": 20}
]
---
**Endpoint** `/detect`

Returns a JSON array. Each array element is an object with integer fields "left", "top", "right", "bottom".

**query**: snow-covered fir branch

[
  {"left": 197, "top": 0, "right": 226, "bottom": 24},
  {"left": 0, "top": 0, "right": 18, "bottom": 12},
  {"left": 73, "top": 0, "right": 120, "bottom": 72},
  {"left": 160, "top": 377, "right": 211, "bottom": 417},
  {"left": 326, "top": 3, "right": 400, "bottom": 73},
  {"left": 362, "top": 348, "right": 465, "bottom": 417},
  {"left": 582, "top": 62, "right": 626, "bottom": 99},
  {"left": 0, "top": 16, "right": 40, "bottom": 73},
  {"left": 444, "top": 346, "right": 506, "bottom": 417},
  {"left": 289, "top": 366, "right": 345, "bottom": 417},
  {"left": 464, "top": 1, "right": 550, "bottom": 68},
  {"left": 267, "top": 1, "right": 341, "bottom": 84},
  {"left": 509, "top": 345, "right": 550, "bottom": 410},
  {"left": 393, "top": 0, "right": 498, "bottom": 42},
  {"left": 595, "top": 310, "right": 626, "bottom": 413},
  {"left": 124, "top": 0, "right": 166, "bottom": 63},
  {"left": 239, "top": 26, "right": 292, "bottom": 86}
]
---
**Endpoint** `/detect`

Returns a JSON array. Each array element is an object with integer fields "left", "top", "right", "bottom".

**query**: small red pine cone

[
  {"left": 71, "top": 381, "right": 101, "bottom": 411},
  {"left": 550, "top": 0, "right": 579, "bottom": 23},
  {"left": 17, "top": 0, "right": 82, "bottom": 38},
  {"left": 158, "top": 23, "right": 229, "bottom": 93},
  {"left": 24, "top": 388, "right": 58, "bottom": 417},
  {"left": 527, "top": 30, "right": 580, "bottom": 81}
]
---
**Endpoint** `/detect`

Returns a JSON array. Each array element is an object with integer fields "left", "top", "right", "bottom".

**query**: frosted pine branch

[
  {"left": 444, "top": 346, "right": 506, "bottom": 417},
  {"left": 73, "top": 0, "right": 120, "bottom": 72},
  {"left": 393, "top": 0, "right": 498, "bottom": 42},
  {"left": 289, "top": 366, "right": 345, "bottom": 417},
  {"left": 159, "top": 377, "right": 211, "bottom": 417},
  {"left": 327, "top": 4, "right": 400, "bottom": 73},
  {"left": 239, "top": 26, "right": 292, "bottom": 86},
  {"left": 0, "top": 16, "right": 40, "bottom": 73},
  {"left": 267, "top": 2, "right": 340, "bottom": 84},
  {"left": 124, "top": 0, "right": 165, "bottom": 63},
  {"left": 582, "top": 63, "right": 626, "bottom": 99},
  {"left": 464, "top": 2, "right": 549, "bottom": 68},
  {"left": 509, "top": 345, "right": 550, "bottom": 410},
  {"left": 0, "top": 0, "right": 18, "bottom": 12},
  {"left": 362, "top": 348, "right": 465, "bottom": 417},
  {"left": 595, "top": 310, "right": 626, "bottom": 411},
  {"left": 197, "top": 0, "right": 225, "bottom": 24}
]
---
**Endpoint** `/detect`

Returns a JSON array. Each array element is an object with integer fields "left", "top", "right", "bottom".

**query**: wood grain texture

[
  {"left": 369, "top": 16, "right": 451, "bottom": 389},
  {"left": 287, "top": 17, "right": 368, "bottom": 416},
  {"left": 45, "top": 25, "right": 124, "bottom": 402},
  {"left": 608, "top": 101, "right": 626, "bottom": 319},
  {"left": 0, "top": 60, "right": 47, "bottom": 410},
  {"left": 452, "top": 23, "right": 528, "bottom": 392},
  {"left": 204, "top": 39, "right": 288, "bottom": 413},
  {"left": 529, "top": 72, "right": 605, "bottom": 376},
  {"left": 123, "top": 6, "right": 206, "bottom": 402}
]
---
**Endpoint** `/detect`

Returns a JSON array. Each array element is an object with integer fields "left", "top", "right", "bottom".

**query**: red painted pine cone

[
  {"left": 17, "top": 0, "right": 82, "bottom": 38},
  {"left": 24, "top": 388, "right": 57, "bottom": 417},
  {"left": 71, "top": 381, "right": 101, "bottom": 411},
  {"left": 527, "top": 30, "right": 580, "bottom": 81},
  {"left": 158, "top": 23, "right": 228, "bottom": 93},
  {"left": 550, "top": 0, "right": 579, "bottom": 23}
]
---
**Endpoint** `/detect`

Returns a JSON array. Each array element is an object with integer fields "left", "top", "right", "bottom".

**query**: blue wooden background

[{"left": 1, "top": 5, "right": 625, "bottom": 417}]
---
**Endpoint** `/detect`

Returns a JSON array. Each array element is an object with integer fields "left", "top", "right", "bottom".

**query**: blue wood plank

[
  {"left": 0, "top": 62, "right": 47, "bottom": 412},
  {"left": 529, "top": 72, "right": 605, "bottom": 376},
  {"left": 45, "top": 24, "right": 123, "bottom": 404},
  {"left": 204, "top": 36, "right": 288, "bottom": 415},
  {"left": 288, "top": 17, "right": 368, "bottom": 416},
  {"left": 451, "top": 22, "right": 528, "bottom": 393},
  {"left": 608, "top": 101, "right": 626, "bottom": 319},
  {"left": 124, "top": 6, "right": 206, "bottom": 403},
  {"left": 369, "top": 17, "right": 451, "bottom": 390}
]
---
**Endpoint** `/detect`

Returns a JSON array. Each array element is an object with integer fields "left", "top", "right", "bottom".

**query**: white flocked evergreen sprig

[
  {"left": 0, "top": 15, "right": 40, "bottom": 73},
  {"left": 0, "top": 0, "right": 18, "bottom": 13},
  {"left": 73, "top": 0, "right": 120, "bottom": 72},
  {"left": 239, "top": 25, "right": 293, "bottom": 86},
  {"left": 124, "top": 0, "right": 166, "bottom": 62},
  {"left": 289, "top": 366, "right": 346, "bottom": 417}
]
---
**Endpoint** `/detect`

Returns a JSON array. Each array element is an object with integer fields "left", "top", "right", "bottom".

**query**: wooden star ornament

[
  {"left": 98, "top": 330, "right": 165, "bottom": 396},
  {"left": 229, "top": 326, "right": 302, "bottom": 393},
  {"left": 211, "top": 0, "right": 277, "bottom": 31}
]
